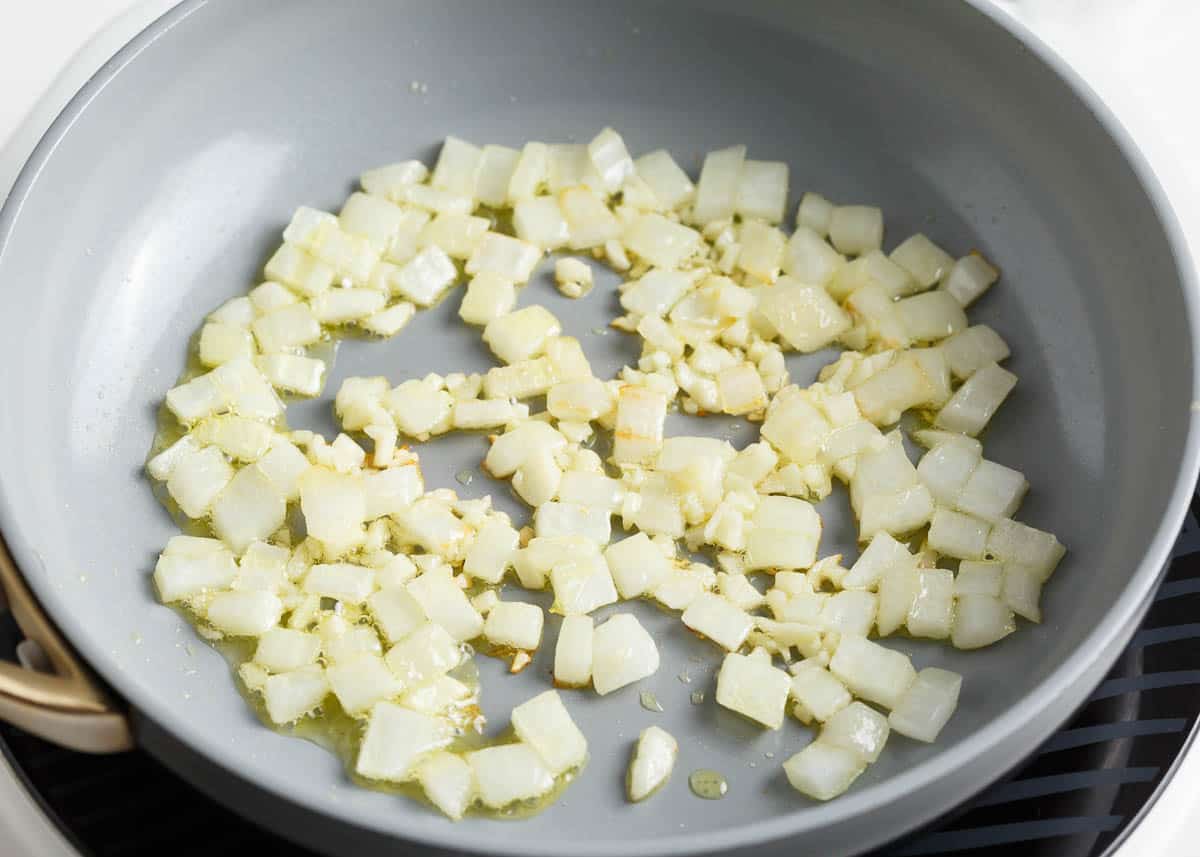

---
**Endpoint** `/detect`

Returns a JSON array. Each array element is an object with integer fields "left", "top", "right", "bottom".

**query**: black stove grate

[{"left": 4, "top": 495, "right": 1200, "bottom": 857}]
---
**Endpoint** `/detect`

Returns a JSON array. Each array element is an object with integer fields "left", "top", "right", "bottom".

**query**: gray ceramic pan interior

[{"left": 1, "top": 1, "right": 1198, "bottom": 856}]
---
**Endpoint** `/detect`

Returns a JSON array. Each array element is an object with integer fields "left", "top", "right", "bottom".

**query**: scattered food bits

[{"left": 148, "top": 127, "right": 1058, "bottom": 821}]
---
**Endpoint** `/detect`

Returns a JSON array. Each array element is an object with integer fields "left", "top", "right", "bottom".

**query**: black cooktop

[{"left": 4, "top": 495, "right": 1200, "bottom": 857}]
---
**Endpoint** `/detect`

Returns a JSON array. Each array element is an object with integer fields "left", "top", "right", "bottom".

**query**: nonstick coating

[{"left": 0, "top": 1, "right": 1197, "bottom": 856}]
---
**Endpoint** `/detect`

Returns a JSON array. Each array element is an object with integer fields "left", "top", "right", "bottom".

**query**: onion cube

[
  {"left": 512, "top": 690, "right": 588, "bottom": 775},
  {"left": 310, "top": 225, "right": 378, "bottom": 286},
  {"left": 790, "top": 661, "right": 852, "bottom": 723},
  {"left": 844, "top": 282, "right": 909, "bottom": 347},
  {"left": 758, "top": 278, "right": 851, "bottom": 353},
  {"left": 842, "top": 531, "right": 916, "bottom": 591},
  {"left": 263, "top": 243, "right": 334, "bottom": 297},
  {"left": 828, "top": 249, "right": 916, "bottom": 301},
  {"left": 357, "top": 701, "right": 451, "bottom": 782},
  {"left": 153, "top": 536, "right": 236, "bottom": 602},
  {"left": 384, "top": 621, "right": 462, "bottom": 687},
  {"left": 888, "top": 667, "right": 962, "bottom": 743},
  {"left": 406, "top": 572, "right": 483, "bottom": 641},
  {"left": 612, "top": 385, "right": 668, "bottom": 465},
  {"left": 206, "top": 590, "right": 282, "bottom": 636},
  {"left": 821, "top": 701, "right": 890, "bottom": 765},
  {"left": 796, "top": 192, "right": 835, "bottom": 236},
  {"left": 147, "top": 434, "right": 201, "bottom": 482},
  {"left": 327, "top": 654, "right": 403, "bottom": 715},
  {"left": 928, "top": 508, "right": 991, "bottom": 560},
  {"left": 1002, "top": 563, "right": 1045, "bottom": 622},
  {"left": 483, "top": 305, "right": 562, "bottom": 364},
  {"left": 338, "top": 192, "right": 407, "bottom": 253},
  {"left": 736, "top": 160, "right": 789, "bottom": 224},
  {"left": 955, "top": 560, "right": 1004, "bottom": 597},
  {"left": 464, "top": 517, "right": 519, "bottom": 584},
  {"left": 905, "top": 568, "right": 955, "bottom": 639},
  {"left": 859, "top": 484, "right": 934, "bottom": 540},
  {"left": 360, "top": 161, "right": 429, "bottom": 200},
  {"left": 556, "top": 470, "right": 624, "bottom": 511},
  {"left": 468, "top": 743, "right": 555, "bottom": 809},
  {"left": 554, "top": 614, "right": 594, "bottom": 687},
  {"left": 876, "top": 561, "right": 920, "bottom": 636},
  {"left": 623, "top": 213, "right": 702, "bottom": 269},
  {"left": 744, "top": 496, "right": 822, "bottom": 571},
  {"left": 890, "top": 234, "right": 954, "bottom": 288},
  {"left": 420, "top": 214, "right": 490, "bottom": 260},
  {"left": 956, "top": 459, "right": 1028, "bottom": 522},
  {"left": 830, "top": 635, "right": 915, "bottom": 710},
  {"left": 466, "top": 232, "right": 542, "bottom": 283},
  {"left": 761, "top": 388, "right": 832, "bottom": 463},
  {"left": 829, "top": 205, "right": 883, "bottom": 256},
  {"left": 534, "top": 501, "right": 611, "bottom": 544},
  {"left": 383, "top": 209, "right": 434, "bottom": 264},
  {"left": 604, "top": 532, "right": 670, "bottom": 599},
  {"left": 717, "top": 363, "right": 768, "bottom": 415},
  {"left": 943, "top": 325, "right": 1010, "bottom": 379},
  {"left": 782, "top": 226, "right": 845, "bottom": 287},
  {"left": 263, "top": 665, "right": 329, "bottom": 724},
  {"left": 387, "top": 380, "right": 453, "bottom": 439},
  {"left": 507, "top": 141, "right": 550, "bottom": 202},
  {"left": 550, "top": 553, "right": 618, "bottom": 615},
  {"left": 416, "top": 752, "right": 475, "bottom": 821},
  {"left": 942, "top": 253, "right": 999, "bottom": 306},
  {"left": 691, "top": 145, "right": 746, "bottom": 226},
  {"left": 916, "top": 441, "right": 981, "bottom": 507},
  {"left": 620, "top": 269, "right": 697, "bottom": 317},
  {"left": 430, "top": 136, "right": 482, "bottom": 198},
  {"left": 367, "top": 588, "right": 427, "bottom": 644},
  {"left": 715, "top": 652, "right": 791, "bottom": 729},
  {"left": 634, "top": 150, "right": 695, "bottom": 210},
  {"left": 895, "top": 291, "right": 968, "bottom": 343},
  {"left": 547, "top": 144, "right": 593, "bottom": 192},
  {"left": 362, "top": 464, "right": 423, "bottom": 519},
  {"left": 820, "top": 590, "right": 878, "bottom": 636},
  {"left": 628, "top": 725, "right": 678, "bottom": 802},
  {"left": 211, "top": 464, "right": 286, "bottom": 554},
  {"left": 395, "top": 497, "right": 467, "bottom": 558},
  {"left": 167, "top": 445, "right": 234, "bottom": 519},
  {"left": 514, "top": 196, "right": 570, "bottom": 250},
  {"left": 256, "top": 438, "right": 310, "bottom": 501},
  {"left": 587, "top": 127, "right": 635, "bottom": 193},
  {"left": 392, "top": 245, "right": 457, "bottom": 306},
  {"left": 198, "top": 321, "right": 255, "bottom": 367},
  {"left": 718, "top": 572, "right": 765, "bottom": 611},
  {"left": 299, "top": 468, "right": 365, "bottom": 552},
  {"left": 952, "top": 594, "right": 1016, "bottom": 649},
  {"left": 561, "top": 186, "right": 622, "bottom": 250},
  {"left": 484, "top": 601, "right": 544, "bottom": 651},
  {"left": 682, "top": 592, "right": 754, "bottom": 651},
  {"left": 784, "top": 740, "right": 866, "bottom": 801},
  {"left": 485, "top": 422, "right": 567, "bottom": 477},
  {"left": 475, "top": 144, "right": 521, "bottom": 208},
  {"left": 986, "top": 519, "right": 1065, "bottom": 581},
  {"left": 303, "top": 563, "right": 376, "bottom": 605},
  {"left": 935, "top": 363, "right": 1017, "bottom": 436},
  {"left": 256, "top": 354, "right": 325, "bottom": 396},
  {"left": 591, "top": 614, "right": 660, "bottom": 695},
  {"left": 459, "top": 272, "right": 517, "bottom": 326}
]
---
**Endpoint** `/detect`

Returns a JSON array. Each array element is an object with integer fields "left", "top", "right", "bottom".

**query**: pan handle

[{"left": 0, "top": 536, "right": 134, "bottom": 753}]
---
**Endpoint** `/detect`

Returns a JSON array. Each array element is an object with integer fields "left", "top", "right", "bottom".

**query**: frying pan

[{"left": 0, "top": 1, "right": 1197, "bottom": 855}]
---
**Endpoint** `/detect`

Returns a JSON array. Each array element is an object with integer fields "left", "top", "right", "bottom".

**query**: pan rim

[{"left": 0, "top": 1, "right": 1197, "bottom": 855}]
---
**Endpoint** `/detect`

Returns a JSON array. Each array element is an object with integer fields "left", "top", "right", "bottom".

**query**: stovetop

[{"left": 3, "top": 494, "right": 1200, "bottom": 857}]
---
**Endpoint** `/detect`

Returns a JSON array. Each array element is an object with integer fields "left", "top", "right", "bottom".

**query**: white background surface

[{"left": 1, "top": 1, "right": 1199, "bottom": 855}]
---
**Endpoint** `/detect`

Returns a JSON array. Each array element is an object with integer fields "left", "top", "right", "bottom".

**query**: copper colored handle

[{"left": 0, "top": 535, "right": 134, "bottom": 753}]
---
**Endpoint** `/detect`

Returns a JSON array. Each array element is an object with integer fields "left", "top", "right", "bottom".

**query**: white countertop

[{"left": 2, "top": 2, "right": 1199, "bottom": 856}]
